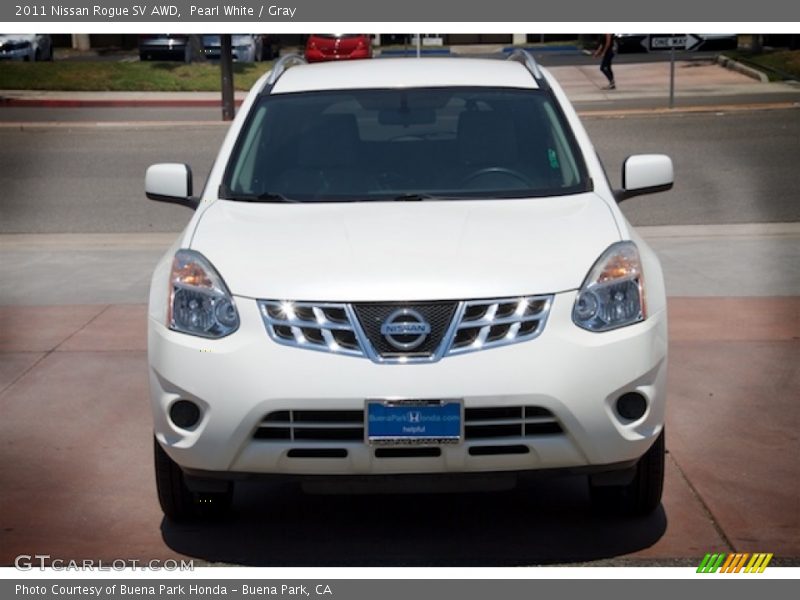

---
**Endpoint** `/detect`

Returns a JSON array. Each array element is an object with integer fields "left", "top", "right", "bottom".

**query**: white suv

[{"left": 146, "top": 52, "right": 673, "bottom": 520}]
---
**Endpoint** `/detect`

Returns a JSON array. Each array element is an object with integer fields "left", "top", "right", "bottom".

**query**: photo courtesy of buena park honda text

[{"left": 0, "top": 0, "right": 798, "bottom": 596}]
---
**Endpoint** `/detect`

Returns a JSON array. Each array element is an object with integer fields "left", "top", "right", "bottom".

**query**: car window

[{"left": 223, "top": 87, "right": 589, "bottom": 201}]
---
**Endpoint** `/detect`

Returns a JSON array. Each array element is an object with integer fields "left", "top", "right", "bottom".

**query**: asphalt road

[
  {"left": 0, "top": 108, "right": 798, "bottom": 233},
  {"left": 3, "top": 90, "right": 800, "bottom": 123},
  {"left": 0, "top": 106, "right": 224, "bottom": 122}
]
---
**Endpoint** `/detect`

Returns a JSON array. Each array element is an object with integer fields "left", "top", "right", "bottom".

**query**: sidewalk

[
  {"left": 1, "top": 60, "right": 799, "bottom": 110},
  {"left": 550, "top": 61, "right": 800, "bottom": 105}
]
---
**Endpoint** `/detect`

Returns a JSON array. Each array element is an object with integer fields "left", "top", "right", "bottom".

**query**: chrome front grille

[
  {"left": 253, "top": 406, "right": 562, "bottom": 442},
  {"left": 449, "top": 297, "right": 551, "bottom": 355},
  {"left": 352, "top": 302, "right": 458, "bottom": 358},
  {"left": 258, "top": 295, "right": 552, "bottom": 364},
  {"left": 258, "top": 301, "right": 365, "bottom": 357}
]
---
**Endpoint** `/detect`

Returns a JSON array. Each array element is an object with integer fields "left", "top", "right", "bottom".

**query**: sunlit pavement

[{"left": 0, "top": 226, "right": 797, "bottom": 566}]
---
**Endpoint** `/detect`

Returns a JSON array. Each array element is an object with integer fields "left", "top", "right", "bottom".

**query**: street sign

[
  {"left": 638, "top": 35, "right": 705, "bottom": 109},
  {"left": 644, "top": 34, "right": 702, "bottom": 52}
]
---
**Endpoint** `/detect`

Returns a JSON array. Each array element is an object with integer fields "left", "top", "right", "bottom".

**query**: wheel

[
  {"left": 459, "top": 167, "right": 533, "bottom": 187},
  {"left": 589, "top": 429, "right": 665, "bottom": 516},
  {"left": 153, "top": 437, "right": 233, "bottom": 521}
]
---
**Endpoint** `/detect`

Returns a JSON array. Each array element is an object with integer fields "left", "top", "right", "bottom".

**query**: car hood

[{"left": 190, "top": 193, "right": 621, "bottom": 301}]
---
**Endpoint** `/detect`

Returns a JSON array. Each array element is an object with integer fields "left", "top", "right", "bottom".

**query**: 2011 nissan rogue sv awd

[{"left": 145, "top": 51, "right": 673, "bottom": 520}]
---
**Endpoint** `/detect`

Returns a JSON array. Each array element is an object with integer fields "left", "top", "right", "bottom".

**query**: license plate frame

[{"left": 365, "top": 399, "right": 463, "bottom": 445}]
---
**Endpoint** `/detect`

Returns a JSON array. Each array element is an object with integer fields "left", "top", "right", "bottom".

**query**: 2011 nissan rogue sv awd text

[{"left": 145, "top": 52, "right": 674, "bottom": 520}]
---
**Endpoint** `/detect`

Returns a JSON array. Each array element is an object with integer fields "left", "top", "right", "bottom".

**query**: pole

[
  {"left": 416, "top": 34, "right": 421, "bottom": 58},
  {"left": 669, "top": 46, "right": 675, "bottom": 109},
  {"left": 220, "top": 34, "right": 235, "bottom": 122},
  {"left": 72, "top": 34, "right": 90, "bottom": 51}
]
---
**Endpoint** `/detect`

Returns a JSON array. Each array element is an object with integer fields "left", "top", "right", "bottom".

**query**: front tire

[
  {"left": 589, "top": 429, "right": 665, "bottom": 516},
  {"left": 154, "top": 437, "right": 233, "bottom": 520}
]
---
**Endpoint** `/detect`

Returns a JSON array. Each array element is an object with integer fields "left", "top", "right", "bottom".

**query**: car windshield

[{"left": 222, "top": 87, "right": 590, "bottom": 202}]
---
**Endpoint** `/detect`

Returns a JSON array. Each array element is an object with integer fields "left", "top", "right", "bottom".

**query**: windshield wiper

[
  {"left": 219, "top": 191, "right": 299, "bottom": 203},
  {"left": 391, "top": 193, "right": 442, "bottom": 202}
]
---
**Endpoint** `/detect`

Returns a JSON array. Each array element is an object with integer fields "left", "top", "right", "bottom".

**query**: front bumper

[{"left": 149, "top": 291, "right": 667, "bottom": 477}]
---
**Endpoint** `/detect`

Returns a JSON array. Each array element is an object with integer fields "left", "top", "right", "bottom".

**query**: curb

[
  {"left": 716, "top": 55, "right": 769, "bottom": 83},
  {"left": 576, "top": 101, "right": 799, "bottom": 118},
  {"left": 502, "top": 45, "right": 582, "bottom": 55},
  {"left": 0, "top": 97, "right": 244, "bottom": 108}
]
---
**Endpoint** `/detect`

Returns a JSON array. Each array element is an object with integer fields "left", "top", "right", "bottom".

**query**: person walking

[{"left": 594, "top": 33, "right": 616, "bottom": 90}]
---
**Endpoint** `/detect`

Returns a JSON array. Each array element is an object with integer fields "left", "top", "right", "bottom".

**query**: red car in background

[{"left": 305, "top": 34, "right": 373, "bottom": 62}]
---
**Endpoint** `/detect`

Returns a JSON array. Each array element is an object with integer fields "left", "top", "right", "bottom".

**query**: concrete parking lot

[
  {"left": 1, "top": 290, "right": 797, "bottom": 565},
  {"left": 0, "top": 55, "right": 798, "bottom": 567}
]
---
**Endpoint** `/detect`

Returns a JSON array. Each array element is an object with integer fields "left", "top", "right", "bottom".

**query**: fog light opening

[
  {"left": 169, "top": 399, "right": 201, "bottom": 429},
  {"left": 616, "top": 392, "right": 647, "bottom": 421}
]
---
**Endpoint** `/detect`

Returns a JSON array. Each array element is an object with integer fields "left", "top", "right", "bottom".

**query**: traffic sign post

[
  {"left": 670, "top": 47, "right": 675, "bottom": 108},
  {"left": 642, "top": 34, "right": 703, "bottom": 109},
  {"left": 220, "top": 34, "right": 235, "bottom": 121}
]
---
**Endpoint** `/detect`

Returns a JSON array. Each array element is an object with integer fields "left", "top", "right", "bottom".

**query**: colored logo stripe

[
  {"left": 697, "top": 553, "right": 726, "bottom": 573},
  {"left": 697, "top": 552, "right": 773, "bottom": 573},
  {"left": 720, "top": 554, "right": 735, "bottom": 572},
  {"left": 746, "top": 553, "right": 773, "bottom": 573},
  {"left": 696, "top": 553, "right": 713, "bottom": 572}
]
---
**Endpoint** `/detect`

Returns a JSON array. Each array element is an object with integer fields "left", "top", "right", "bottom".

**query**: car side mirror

[
  {"left": 615, "top": 154, "right": 673, "bottom": 202},
  {"left": 145, "top": 163, "right": 198, "bottom": 209}
]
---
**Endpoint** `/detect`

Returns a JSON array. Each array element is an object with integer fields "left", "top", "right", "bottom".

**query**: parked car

[
  {"left": 0, "top": 34, "right": 53, "bottom": 61},
  {"left": 202, "top": 35, "right": 262, "bottom": 62},
  {"left": 305, "top": 33, "right": 372, "bottom": 62},
  {"left": 145, "top": 51, "right": 673, "bottom": 520},
  {"left": 138, "top": 34, "right": 191, "bottom": 62}
]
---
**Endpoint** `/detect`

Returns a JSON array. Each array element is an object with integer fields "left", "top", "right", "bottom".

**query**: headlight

[
  {"left": 168, "top": 250, "right": 239, "bottom": 338},
  {"left": 572, "top": 241, "right": 645, "bottom": 332}
]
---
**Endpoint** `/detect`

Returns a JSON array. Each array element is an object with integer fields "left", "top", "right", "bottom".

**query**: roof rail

[
  {"left": 506, "top": 49, "right": 550, "bottom": 91},
  {"left": 261, "top": 53, "right": 307, "bottom": 93}
]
